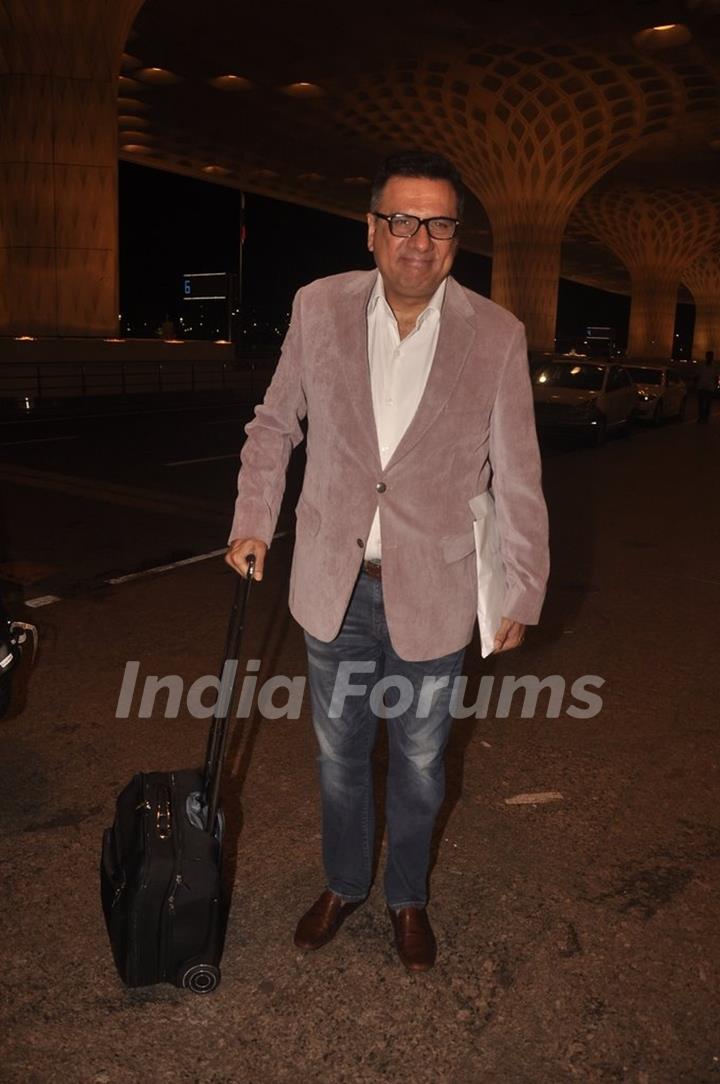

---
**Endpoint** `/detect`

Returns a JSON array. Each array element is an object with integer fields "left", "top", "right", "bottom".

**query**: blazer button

[
  {"left": 356, "top": 538, "right": 364, "bottom": 548},
  {"left": 376, "top": 482, "right": 387, "bottom": 493}
]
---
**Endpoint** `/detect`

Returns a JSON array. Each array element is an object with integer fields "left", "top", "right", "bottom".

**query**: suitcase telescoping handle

[{"left": 203, "top": 554, "right": 255, "bottom": 832}]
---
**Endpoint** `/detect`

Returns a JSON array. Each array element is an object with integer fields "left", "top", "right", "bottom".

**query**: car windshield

[
  {"left": 627, "top": 367, "right": 663, "bottom": 386},
  {"left": 533, "top": 363, "right": 605, "bottom": 391}
]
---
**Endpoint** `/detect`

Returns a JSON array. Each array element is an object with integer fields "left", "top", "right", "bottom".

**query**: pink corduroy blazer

[{"left": 229, "top": 270, "right": 549, "bottom": 662}]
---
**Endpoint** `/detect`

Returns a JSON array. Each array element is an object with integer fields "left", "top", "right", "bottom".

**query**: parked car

[
  {"left": 626, "top": 365, "right": 687, "bottom": 424},
  {"left": 532, "top": 360, "right": 636, "bottom": 445}
]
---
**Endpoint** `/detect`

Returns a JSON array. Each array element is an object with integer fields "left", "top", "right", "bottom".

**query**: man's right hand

[{"left": 225, "top": 539, "right": 268, "bottom": 580}]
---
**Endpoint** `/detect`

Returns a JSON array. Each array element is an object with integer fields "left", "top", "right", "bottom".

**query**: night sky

[{"left": 119, "top": 162, "right": 693, "bottom": 353}]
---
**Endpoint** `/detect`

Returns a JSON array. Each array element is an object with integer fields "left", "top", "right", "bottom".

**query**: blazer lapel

[
  {"left": 335, "top": 270, "right": 383, "bottom": 470},
  {"left": 384, "top": 276, "right": 477, "bottom": 471}
]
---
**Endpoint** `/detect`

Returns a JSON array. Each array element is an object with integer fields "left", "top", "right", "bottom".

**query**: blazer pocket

[
  {"left": 442, "top": 529, "right": 476, "bottom": 564},
  {"left": 295, "top": 494, "right": 321, "bottom": 537}
]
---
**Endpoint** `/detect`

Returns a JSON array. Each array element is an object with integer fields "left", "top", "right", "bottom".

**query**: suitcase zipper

[
  {"left": 160, "top": 774, "right": 183, "bottom": 983},
  {"left": 167, "top": 872, "right": 184, "bottom": 918},
  {"left": 101, "top": 829, "right": 126, "bottom": 907},
  {"left": 156, "top": 787, "right": 172, "bottom": 840},
  {"left": 128, "top": 777, "right": 153, "bottom": 985}
]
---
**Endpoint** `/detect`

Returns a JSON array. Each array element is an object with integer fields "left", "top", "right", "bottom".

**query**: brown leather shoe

[
  {"left": 388, "top": 906, "right": 437, "bottom": 972},
  {"left": 293, "top": 890, "right": 364, "bottom": 950}
]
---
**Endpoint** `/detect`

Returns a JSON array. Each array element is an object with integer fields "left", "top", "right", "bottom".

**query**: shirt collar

[{"left": 368, "top": 273, "right": 447, "bottom": 326}]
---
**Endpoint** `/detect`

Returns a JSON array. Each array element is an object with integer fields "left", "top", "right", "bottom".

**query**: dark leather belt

[{"left": 362, "top": 560, "right": 382, "bottom": 580}]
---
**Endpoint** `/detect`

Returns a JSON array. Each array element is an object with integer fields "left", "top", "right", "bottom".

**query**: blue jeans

[{"left": 304, "top": 569, "right": 466, "bottom": 909}]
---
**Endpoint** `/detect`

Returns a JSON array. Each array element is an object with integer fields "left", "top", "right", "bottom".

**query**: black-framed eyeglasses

[{"left": 372, "top": 212, "right": 460, "bottom": 240}]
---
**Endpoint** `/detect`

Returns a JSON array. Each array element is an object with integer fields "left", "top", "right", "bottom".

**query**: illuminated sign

[{"left": 182, "top": 273, "right": 229, "bottom": 301}]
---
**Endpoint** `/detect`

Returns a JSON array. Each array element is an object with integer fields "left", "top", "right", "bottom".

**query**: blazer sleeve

[
  {"left": 228, "top": 290, "right": 307, "bottom": 546},
  {"left": 488, "top": 322, "right": 549, "bottom": 625}
]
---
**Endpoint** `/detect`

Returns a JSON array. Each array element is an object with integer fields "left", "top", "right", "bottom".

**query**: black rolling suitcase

[{"left": 100, "top": 559, "right": 254, "bottom": 993}]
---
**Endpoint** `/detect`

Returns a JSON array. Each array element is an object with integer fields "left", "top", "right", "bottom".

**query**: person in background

[{"left": 697, "top": 350, "right": 717, "bottom": 423}]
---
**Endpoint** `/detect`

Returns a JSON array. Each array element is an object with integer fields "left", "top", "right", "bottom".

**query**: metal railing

[{"left": 0, "top": 355, "right": 277, "bottom": 406}]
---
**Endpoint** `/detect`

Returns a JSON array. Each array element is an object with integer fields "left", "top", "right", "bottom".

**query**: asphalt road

[
  {"left": 0, "top": 393, "right": 711, "bottom": 603},
  {"left": 0, "top": 395, "right": 283, "bottom": 602},
  {"left": 1, "top": 393, "right": 719, "bottom": 1083}
]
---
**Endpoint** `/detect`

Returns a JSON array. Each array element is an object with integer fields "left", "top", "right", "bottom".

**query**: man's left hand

[{"left": 493, "top": 618, "right": 526, "bottom": 653}]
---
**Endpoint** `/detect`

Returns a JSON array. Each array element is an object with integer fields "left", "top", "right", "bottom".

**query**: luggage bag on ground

[{"left": 100, "top": 560, "right": 254, "bottom": 993}]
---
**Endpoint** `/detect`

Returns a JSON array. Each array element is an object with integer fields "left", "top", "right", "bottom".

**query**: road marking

[
  {"left": 24, "top": 595, "right": 62, "bottom": 608},
  {"left": 165, "top": 453, "right": 239, "bottom": 467},
  {"left": 504, "top": 791, "right": 564, "bottom": 806},
  {"left": 106, "top": 531, "right": 290, "bottom": 584},
  {"left": 0, "top": 435, "right": 80, "bottom": 447},
  {"left": 106, "top": 548, "right": 228, "bottom": 584},
  {"left": 17, "top": 530, "right": 291, "bottom": 607}
]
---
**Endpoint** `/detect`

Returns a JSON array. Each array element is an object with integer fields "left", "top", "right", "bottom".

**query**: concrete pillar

[
  {"left": 572, "top": 186, "right": 718, "bottom": 360},
  {"left": 488, "top": 215, "right": 566, "bottom": 354},
  {"left": 0, "top": 1, "right": 144, "bottom": 336},
  {"left": 626, "top": 268, "right": 680, "bottom": 359},
  {"left": 682, "top": 251, "right": 720, "bottom": 358},
  {"left": 337, "top": 43, "right": 692, "bottom": 352}
]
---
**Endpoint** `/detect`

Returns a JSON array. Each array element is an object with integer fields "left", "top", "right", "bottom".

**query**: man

[
  {"left": 226, "top": 151, "right": 549, "bottom": 971},
  {"left": 697, "top": 350, "right": 717, "bottom": 423}
]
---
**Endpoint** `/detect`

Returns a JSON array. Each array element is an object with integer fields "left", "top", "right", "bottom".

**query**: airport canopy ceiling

[{"left": 120, "top": 0, "right": 720, "bottom": 297}]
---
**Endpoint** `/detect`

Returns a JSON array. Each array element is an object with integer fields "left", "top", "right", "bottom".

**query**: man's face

[{"left": 366, "top": 176, "right": 459, "bottom": 306}]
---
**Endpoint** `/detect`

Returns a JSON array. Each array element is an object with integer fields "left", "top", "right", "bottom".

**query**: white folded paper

[{"left": 469, "top": 490, "right": 507, "bottom": 658}]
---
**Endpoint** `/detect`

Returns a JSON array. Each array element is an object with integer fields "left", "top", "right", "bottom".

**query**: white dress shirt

[{"left": 364, "top": 274, "right": 447, "bottom": 561}]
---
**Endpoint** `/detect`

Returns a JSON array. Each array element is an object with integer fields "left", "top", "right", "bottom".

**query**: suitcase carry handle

[{"left": 203, "top": 554, "right": 255, "bottom": 832}]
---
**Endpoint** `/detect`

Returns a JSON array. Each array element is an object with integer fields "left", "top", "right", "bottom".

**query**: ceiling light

[
  {"left": 210, "top": 75, "right": 253, "bottom": 90},
  {"left": 135, "top": 67, "right": 181, "bottom": 85},
  {"left": 120, "top": 144, "right": 153, "bottom": 153},
  {"left": 633, "top": 23, "right": 691, "bottom": 49},
  {"left": 202, "top": 165, "right": 231, "bottom": 175},
  {"left": 279, "top": 82, "right": 324, "bottom": 98}
]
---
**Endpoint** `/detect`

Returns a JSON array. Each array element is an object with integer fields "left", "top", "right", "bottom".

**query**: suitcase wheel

[{"left": 180, "top": 963, "right": 221, "bottom": 994}]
